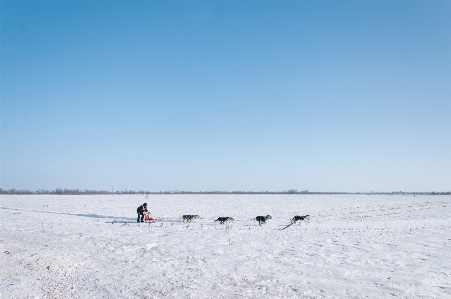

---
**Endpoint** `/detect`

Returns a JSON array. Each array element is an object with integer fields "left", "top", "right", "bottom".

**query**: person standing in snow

[{"left": 137, "top": 203, "right": 148, "bottom": 222}]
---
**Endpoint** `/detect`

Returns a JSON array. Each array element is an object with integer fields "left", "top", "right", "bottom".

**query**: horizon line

[{"left": 1, "top": 188, "right": 450, "bottom": 195}]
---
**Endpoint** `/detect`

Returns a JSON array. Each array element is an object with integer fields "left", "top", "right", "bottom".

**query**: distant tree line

[
  {"left": 0, "top": 188, "right": 110, "bottom": 195},
  {"left": 0, "top": 188, "right": 449, "bottom": 195}
]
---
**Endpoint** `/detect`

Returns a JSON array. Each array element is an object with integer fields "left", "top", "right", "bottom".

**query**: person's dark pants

[{"left": 137, "top": 211, "right": 144, "bottom": 222}]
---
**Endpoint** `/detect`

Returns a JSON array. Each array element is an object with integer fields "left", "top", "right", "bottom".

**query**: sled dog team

[{"left": 138, "top": 203, "right": 310, "bottom": 226}]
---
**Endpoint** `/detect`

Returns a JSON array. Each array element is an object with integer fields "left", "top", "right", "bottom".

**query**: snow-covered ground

[{"left": 1, "top": 194, "right": 450, "bottom": 298}]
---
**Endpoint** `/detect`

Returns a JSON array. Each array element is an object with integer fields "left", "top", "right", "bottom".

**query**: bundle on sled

[{"left": 144, "top": 212, "right": 156, "bottom": 223}]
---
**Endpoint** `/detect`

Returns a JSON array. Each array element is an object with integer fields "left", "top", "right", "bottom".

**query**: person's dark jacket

[{"left": 137, "top": 204, "right": 147, "bottom": 214}]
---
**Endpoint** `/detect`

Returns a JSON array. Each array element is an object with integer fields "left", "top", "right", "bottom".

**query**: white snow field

[{"left": 1, "top": 194, "right": 450, "bottom": 299}]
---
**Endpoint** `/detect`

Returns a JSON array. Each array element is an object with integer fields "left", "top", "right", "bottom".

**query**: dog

[
  {"left": 182, "top": 215, "right": 200, "bottom": 223},
  {"left": 214, "top": 217, "right": 234, "bottom": 224},
  {"left": 290, "top": 215, "right": 310, "bottom": 224},
  {"left": 255, "top": 215, "right": 272, "bottom": 226}
]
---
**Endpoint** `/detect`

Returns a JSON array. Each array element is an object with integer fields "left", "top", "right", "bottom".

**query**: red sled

[{"left": 144, "top": 212, "right": 156, "bottom": 222}]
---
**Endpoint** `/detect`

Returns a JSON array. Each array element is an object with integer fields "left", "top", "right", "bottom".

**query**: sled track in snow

[{"left": 0, "top": 206, "right": 135, "bottom": 222}]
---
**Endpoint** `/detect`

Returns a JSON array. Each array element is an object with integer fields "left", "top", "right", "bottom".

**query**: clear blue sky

[{"left": 1, "top": 1, "right": 450, "bottom": 192}]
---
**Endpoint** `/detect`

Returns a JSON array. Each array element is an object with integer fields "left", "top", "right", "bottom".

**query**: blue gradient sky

[{"left": 1, "top": 1, "right": 450, "bottom": 192}]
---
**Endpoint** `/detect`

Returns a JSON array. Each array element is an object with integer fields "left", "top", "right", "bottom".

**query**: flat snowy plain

[{"left": 1, "top": 194, "right": 450, "bottom": 299}]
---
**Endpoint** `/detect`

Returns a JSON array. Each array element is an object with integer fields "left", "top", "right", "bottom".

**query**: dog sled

[{"left": 144, "top": 212, "right": 156, "bottom": 223}]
